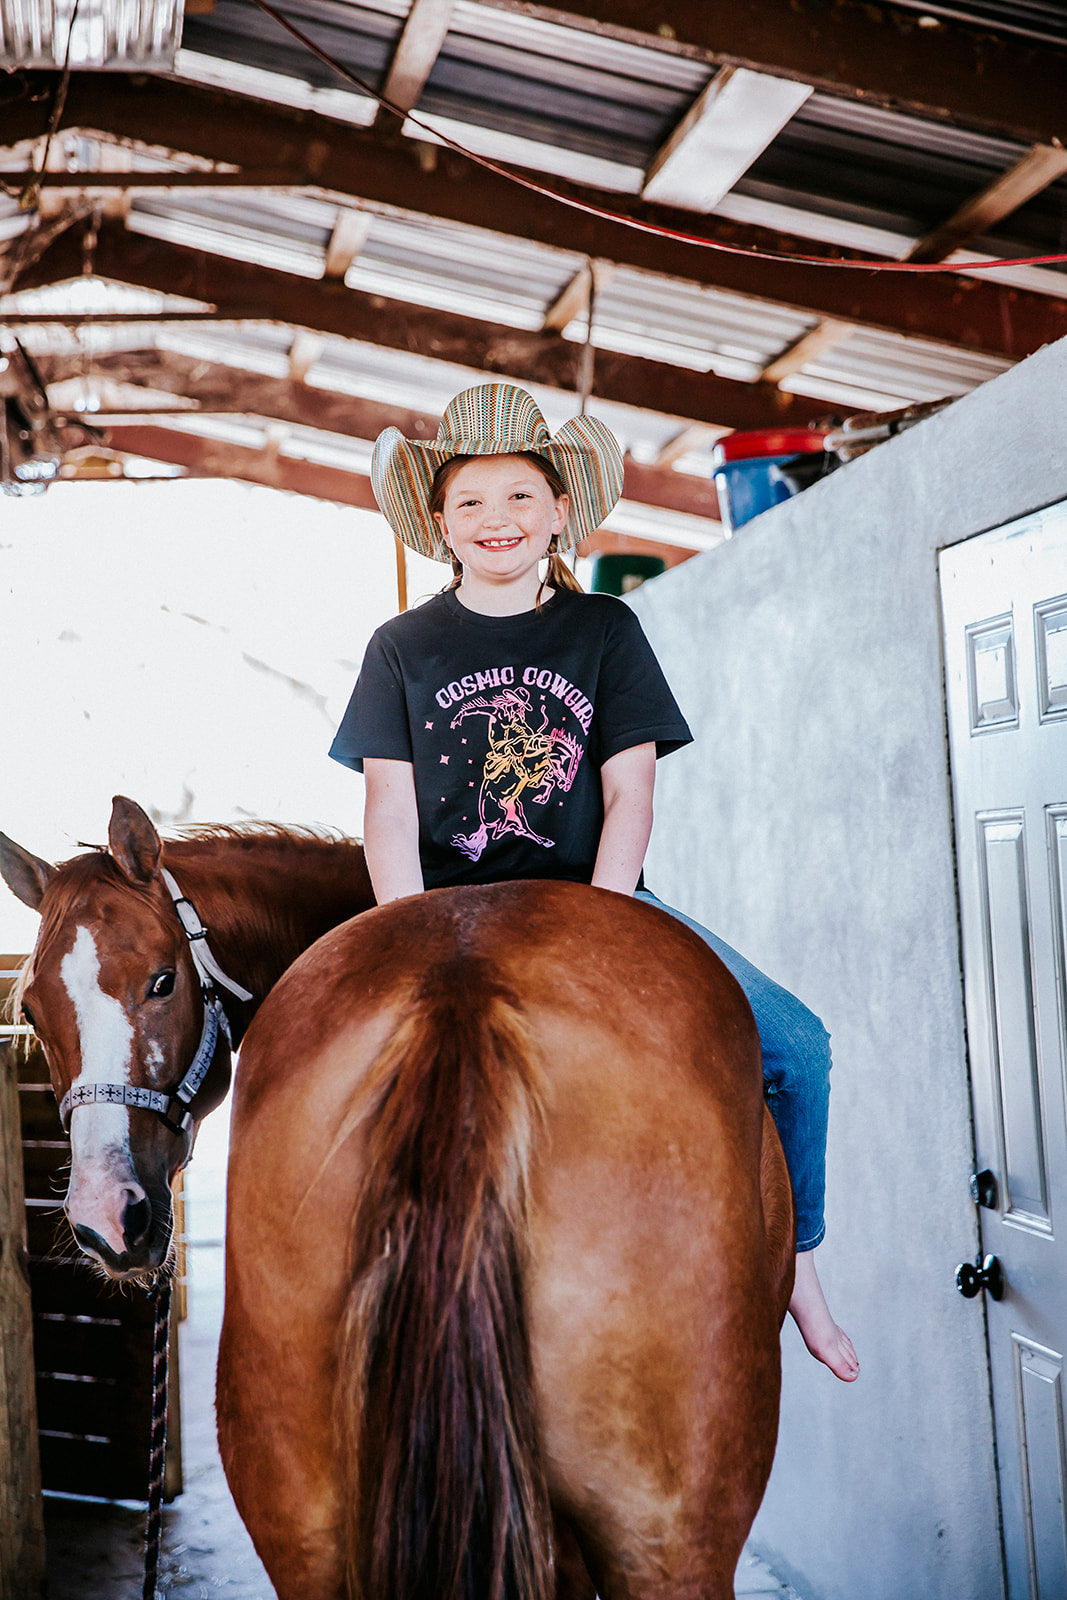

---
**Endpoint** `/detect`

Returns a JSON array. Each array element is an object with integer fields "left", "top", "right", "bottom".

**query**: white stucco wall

[{"left": 630, "top": 335, "right": 1067, "bottom": 1600}]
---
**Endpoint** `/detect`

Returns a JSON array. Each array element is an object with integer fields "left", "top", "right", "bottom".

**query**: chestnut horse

[{"left": 1, "top": 797, "right": 794, "bottom": 1600}]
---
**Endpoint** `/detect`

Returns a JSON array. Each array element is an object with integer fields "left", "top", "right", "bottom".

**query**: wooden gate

[
  {"left": 2, "top": 957, "right": 182, "bottom": 1507},
  {"left": 940, "top": 504, "right": 1067, "bottom": 1600}
]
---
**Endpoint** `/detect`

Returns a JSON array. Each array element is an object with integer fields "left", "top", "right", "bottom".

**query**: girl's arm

[
  {"left": 591, "top": 742, "right": 656, "bottom": 896},
  {"left": 363, "top": 758, "right": 424, "bottom": 902}
]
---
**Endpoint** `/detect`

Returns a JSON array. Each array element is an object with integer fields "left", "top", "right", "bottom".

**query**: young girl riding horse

[{"left": 330, "top": 383, "right": 858, "bottom": 1382}]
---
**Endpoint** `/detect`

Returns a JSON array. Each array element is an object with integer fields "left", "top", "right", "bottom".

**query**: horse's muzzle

[{"left": 70, "top": 1188, "right": 170, "bottom": 1278}]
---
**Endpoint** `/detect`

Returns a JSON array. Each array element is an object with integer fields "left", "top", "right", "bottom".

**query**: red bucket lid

[{"left": 713, "top": 428, "right": 828, "bottom": 464}]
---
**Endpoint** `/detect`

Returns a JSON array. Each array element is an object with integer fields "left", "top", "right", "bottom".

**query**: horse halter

[{"left": 58, "top": 869, "right": 254, "bottom": 1138}]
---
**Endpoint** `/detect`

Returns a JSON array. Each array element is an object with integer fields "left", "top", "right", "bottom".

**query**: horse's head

[{"left": 0, "top": 797, "right": 235, "bottom": 1281}]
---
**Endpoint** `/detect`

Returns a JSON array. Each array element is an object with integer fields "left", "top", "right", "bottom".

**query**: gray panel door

[{"left": 941, "top": 504, "right": 1067, "bottom": 1600}]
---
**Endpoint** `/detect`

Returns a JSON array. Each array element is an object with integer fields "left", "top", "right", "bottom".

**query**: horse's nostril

[
  {"left": 123, "top": 1196, "right": 152, "bottom": 1250},
  {"left": 73, "top": 1222, "right": 113, "bottom": 1259}
]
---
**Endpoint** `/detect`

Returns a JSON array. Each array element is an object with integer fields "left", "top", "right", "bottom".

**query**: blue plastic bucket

[{"left": 712, "top": 429, "right": 829, "bottom": 533}]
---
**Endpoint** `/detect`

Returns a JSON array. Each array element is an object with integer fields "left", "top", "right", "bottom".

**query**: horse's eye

[
  {"left": 21, "top": 1003, "right": 37, "bottom": 1031},
  {"left": 147, "top": 970, "right": 176, "bottom": 999}
]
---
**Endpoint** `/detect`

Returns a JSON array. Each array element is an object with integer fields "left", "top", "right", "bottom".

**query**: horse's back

[{"left": 220, "top": 882, "right": 791, "bottom": 1600}]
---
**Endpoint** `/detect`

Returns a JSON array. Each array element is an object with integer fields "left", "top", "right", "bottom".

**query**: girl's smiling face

[{"left": 435, "top": 455, "right": 569, "bottom": 592}]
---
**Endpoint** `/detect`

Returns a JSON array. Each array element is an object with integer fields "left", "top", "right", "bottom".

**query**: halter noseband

[{"left": 58, "top": 869, "right": 254, "bottom": 1138}]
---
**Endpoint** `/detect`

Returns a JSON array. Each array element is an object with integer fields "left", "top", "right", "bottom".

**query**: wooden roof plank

[
  {"left": 323, "top": 208, "right": 373, "bottom": 279},
  {"left": 376, "top": 0, "right": 456, "bottom": 120},
  {"left": 760, "top": 318, "right": 858, "bottom": 383},
  {"left": 906, "top": 142, "right": 1067, "bottom": 264},
  {"left": 643, "top": 66, "right": 812, "bottom": 212}
]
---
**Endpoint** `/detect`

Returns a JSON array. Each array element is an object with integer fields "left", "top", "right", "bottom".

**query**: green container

[{"left": 588, "top": 553, "right": 666, "bottom": 596}]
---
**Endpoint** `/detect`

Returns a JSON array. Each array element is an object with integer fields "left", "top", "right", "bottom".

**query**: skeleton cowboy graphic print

[{"left": 450, "top": 683, "right": 584, "bottom": 860}]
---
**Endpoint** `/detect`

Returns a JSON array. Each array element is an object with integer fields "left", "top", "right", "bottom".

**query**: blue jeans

[{"left": 636, "top": 890, "right": 830, "bottom": 1251}]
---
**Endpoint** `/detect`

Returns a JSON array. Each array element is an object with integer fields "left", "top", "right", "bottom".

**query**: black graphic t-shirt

[{"left": 329, "top": 588, "right": 692, "bottom": 889}]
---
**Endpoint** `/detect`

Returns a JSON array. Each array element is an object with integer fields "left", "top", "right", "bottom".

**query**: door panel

[{"left": 941, "top": 504, "right": 1067, "bottom": 1600}]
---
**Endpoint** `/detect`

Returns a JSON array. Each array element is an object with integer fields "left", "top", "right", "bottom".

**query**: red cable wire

[{"left": 250, "top": 0, "right": 1067, "bottom": 276}]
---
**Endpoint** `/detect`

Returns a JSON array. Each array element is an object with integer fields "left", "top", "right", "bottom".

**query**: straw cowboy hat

[{"left": 371, "top": 383, "right": 625, "bottom": 561}]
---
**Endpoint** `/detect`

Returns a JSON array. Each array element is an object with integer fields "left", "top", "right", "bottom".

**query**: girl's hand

[
  {"left": 363, "top": 759, "right": 425, "bottom": 902},
  {"left": 591, "top": 743, "right": 656, "bottom": 897}
]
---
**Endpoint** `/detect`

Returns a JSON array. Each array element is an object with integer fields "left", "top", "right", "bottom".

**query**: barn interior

[{"left": 3, "top": 3, "right": 1067, "bottom": 1599}]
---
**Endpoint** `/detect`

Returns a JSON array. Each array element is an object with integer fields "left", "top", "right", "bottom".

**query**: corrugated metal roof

[
  {"left": 128, "top": 191, "right": 338, "bottom": 277},
  {"left": 582, "top": 268, "right": 816, "bottom": 380},
  {"left": 781, "top": 325, "right": 1011, "bottom": 409},
  {"left": 885, "top": 0, "right": 1067, "bottom": 45},
  {"left": 180, "top": 0, "right": 399, "bottom": 93},
  {"left": 742, "top": 94, "right": 1031, "bottom": 237},
  {"left": 347, "top": 212, "right": 583, "bottom": 329},
  {"left": 736, "top": 92, "right": 1067, "bottom": 277},
  {"left": 421, "top": 4, "right": 709, "bottom": 170}
]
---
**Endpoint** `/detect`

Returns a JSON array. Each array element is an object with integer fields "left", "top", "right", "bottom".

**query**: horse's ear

[
  {"left": 0, "top": 834, "right": 56, "bottom": 910},
  {"left": 108, "top": 797, "right": 162, "bottom": 885}
]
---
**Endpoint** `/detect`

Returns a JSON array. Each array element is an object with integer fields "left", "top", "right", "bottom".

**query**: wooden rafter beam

[
  {"left": 98, "top": 423, "right": 702, "bottom": 562},
  {"left": 36, "top": 348, "right": 722, "bottom": 520},
  {"left": 323, "top": 209, "right": 372, "bottom": 279},
  {"left": 101, "top": 423, "right": 385, "bottom": 509},
  {"left": 906, "top": 141, "right": 1067, "bottom": 265},
  {"left": 541, "top": 259, "right": 615, "bottom": 333},
  {"left": 3, "top": 77, "right": 1062, "bottom": 360},
  {"left": 760, "top": 318, "right": 858, "bottom": 383},
  {"left": 375, "top": 0, "right": 455, "bottom": 122},
  {"left": 18, "top": 223, "right": 831, "bottom": 433},
  {"left": 654, "top": 423, "right": 728, "bottom": 468},
  {"left": 483, "top": 0, "right": 1067, "bottom": 146},
  {"left": 287, "top": 330, "right": 325, "bottom": 382}
]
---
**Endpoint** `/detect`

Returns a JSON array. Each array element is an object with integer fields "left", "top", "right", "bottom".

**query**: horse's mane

[
  {"left": 166, "top": 820, "right": 351, "bottom": 847},
  {"left": 16, "top": 822, "right": 372, "bottom": 1034},
  {"left": 6, "top": 956, "right": 33, "bottom": 1031}
]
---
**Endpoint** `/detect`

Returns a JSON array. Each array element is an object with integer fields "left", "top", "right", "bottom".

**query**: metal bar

[
  {"left": 0, "top": 170, "right": 302, "bottom": 190},
  {"left": 3, "top": 313, "right": 219, "bottom": 323},
  {"left": 0, "top": 1041, "right": 46, "bottom": 1600}
]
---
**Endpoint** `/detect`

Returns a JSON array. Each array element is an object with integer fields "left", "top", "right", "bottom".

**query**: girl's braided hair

[{"left": 430, "top": 453, "right": 584, "bottom": 610}]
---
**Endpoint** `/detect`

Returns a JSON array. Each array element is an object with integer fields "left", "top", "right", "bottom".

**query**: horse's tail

[{"left": 336, "top": 957, "right": 554, "bottom": 1600}]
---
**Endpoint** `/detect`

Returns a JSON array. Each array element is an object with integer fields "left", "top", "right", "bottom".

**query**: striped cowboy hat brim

[{"left": 370, "top": 385, "right": 625, "bottom": 560}]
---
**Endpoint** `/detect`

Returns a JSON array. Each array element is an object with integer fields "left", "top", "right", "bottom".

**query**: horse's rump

[{"left": 221, "top": 882, "right": 791, "bottom": 1600}]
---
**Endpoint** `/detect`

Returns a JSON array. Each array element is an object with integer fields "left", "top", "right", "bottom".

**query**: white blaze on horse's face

[{"left": 60, "top": 924, "right": 147, "bottom": 1258}]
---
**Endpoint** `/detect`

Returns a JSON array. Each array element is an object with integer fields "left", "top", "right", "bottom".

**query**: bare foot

[{"left": 788, "top": 1250, "right": 859, "bottom": 1382}]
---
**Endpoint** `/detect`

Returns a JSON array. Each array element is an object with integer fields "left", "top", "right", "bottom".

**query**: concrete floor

[{"left": 42, "top": 1100, "right": 800, "bottom": 1600}]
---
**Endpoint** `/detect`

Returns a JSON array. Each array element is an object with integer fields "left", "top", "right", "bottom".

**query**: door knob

[
  {"left": 970, "top": 1169, "right": 999, "bottom": 1208},
  {"left": 956, "top": 1254, "right": 1005, "bottom": 1301}
]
